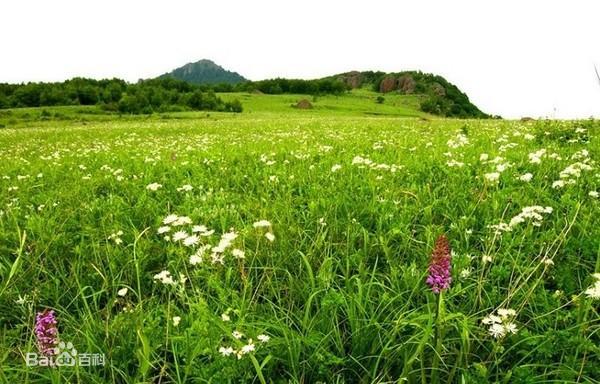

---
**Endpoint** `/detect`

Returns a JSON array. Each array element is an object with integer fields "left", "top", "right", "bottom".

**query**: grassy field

[{"left": 0, "top": 94, "right": 599, "bottom": 383}]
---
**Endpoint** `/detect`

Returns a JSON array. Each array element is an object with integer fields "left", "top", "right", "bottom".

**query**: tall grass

[{"left": 0, "top": 113, "right": 598, "bottom": 382}]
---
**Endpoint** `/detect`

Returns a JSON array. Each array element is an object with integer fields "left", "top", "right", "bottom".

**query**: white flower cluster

[
  {"left": 553, "top": 161, "right": 594, "bottom": 189},
  {"left": 482, "top": 308, "right": 518, "bottom": 338},
  {"left": 518, "top": 173, "right": 533, "bottom": 182},
  {"left": 146, "top": 182, "right": 162, "bottom": 191},
  {"left": 153, "top": 270, "right": 187, "bottom": 286},
  {"left": 157, "top": 215, "right": 271, "bottom": 268},
  {"left": 528, "top": 149, "right": 546, "bottom": 164},
  {"left": 489, "top": 206, "right": 553, "bottom": 235},
  {"left": 480, "top": 155, "right": 513, "bottom": 183},
  {"left": 107, "top": 230, "right": 123, "bottom": 245},
  {"left": 447, "top": 133, "right": 469, "bottom": 149},
  {"left": 351, "top": 156, "right": 402, "bottom": 173},
  {"left": 219, "top": 331, "right": 270, "bottom": 360},
  {"left": 447, "top": 159, "right": 465, "bottom": 168},
  {"left": 254, "top": 220, "right": 275, "bottom": 242},
  {"left": 584, "top": 273, "right": 600, "bottom": 300},
  {"left": 176, "top": 184, "right": 193, "bottom": 192}
]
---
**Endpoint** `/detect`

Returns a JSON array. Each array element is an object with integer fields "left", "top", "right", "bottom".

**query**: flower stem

[{"left": 431, "top": 292, "right": 444, "bottom": 383}]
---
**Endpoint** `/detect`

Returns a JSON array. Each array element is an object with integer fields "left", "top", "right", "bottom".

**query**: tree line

[
  {"left": 0, "top": 77, "right": 242, "bottom": 114},
  {"left": 0, "top": 72, "right": 490, "bottom": 118}
]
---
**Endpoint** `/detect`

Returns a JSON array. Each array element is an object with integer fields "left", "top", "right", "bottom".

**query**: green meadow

[{"left": 0, "top": 91, "right": 599, "bottom": 383}]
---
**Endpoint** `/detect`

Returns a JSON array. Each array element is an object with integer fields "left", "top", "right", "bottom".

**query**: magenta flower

[
  {"left": 35, "top": 309, "right": 58, "bottom": 356},
  {"left": 426, "top": 235, "right": 452, "bottom": 293}
]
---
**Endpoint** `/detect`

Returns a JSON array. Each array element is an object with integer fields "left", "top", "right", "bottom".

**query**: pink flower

[
  {"left": 426, "top": 235, "right": 452, "bottom": 294},
  {"left": 35, "top": 309, "right": 58, "bottom": 356}
]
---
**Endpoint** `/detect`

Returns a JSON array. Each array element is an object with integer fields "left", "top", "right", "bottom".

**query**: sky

[{"left": 1, "top": 0, "right": 599, "bottom": 119}]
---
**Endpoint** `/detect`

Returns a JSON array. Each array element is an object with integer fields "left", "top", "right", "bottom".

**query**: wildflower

[
  {"left": 519, "top": 173, "right": 533, "bottom": 182},
  {"left": 219, "top": 346, "right": 235, "bottom": 356},
  {"left": 460, "top": 268, "right": 472, "bottom": 278},
  {"left": 192, "top": 225, "right": 208, "bottom": 233},
  {"left": 504, "top": 322, "right": 518, "bottom": 334},
  {"left": 157, "top": 226, "right": 171, "bottom": 234},
  {"left": 446, "top": 159, "right": 465, "bottom": 167},
  {"left": 589, "top": 191, "right": 599, "bottom": 198},
  {"left": 528, "top": 149, "right": 546, "bottom": 164},
  {"left": 146, "top": 182, "right": 162, "bottom": 191},
  {"left": 541, "top": 257, "right": 554, "bottom": 266},
  {"left": 497, "top": 308, "right": 516, "bottom": 318},
  {"left": 489, "top": 323, "right": 506, "bottom": 338},
  {"left": 179, "top": 274, "right": 188, "bottom": 285},
  {"left": 240, "top": 341, "right": 255, "bottom": 354},
  {"left": 172, "top": 231, "right": 188, "bottom": 242},
  {"left": 331, "top": 164, "right": 342, "bottom": 172},
  {"left": 221, "top": 313, "right": 231, "bottom": 322},
  {"left": 232, "top": 249, "right": 245, "bottom": 259},
  {"left": 484, "top": 172, "right": 500, "bottom": 183},
  {"left": 172, "top": 316, "right": 181, "bottom": 327},
  {"left": 257, "top": 334, "right": 270, "bottom": 343},
  {"left": 177, "top": 184, "right": 193, "bottom": 192},
  {"left": 265, "top": 232, "right": 275, "bottom": 242},
  {"left": 117, "top": 288, "right": 128, "bottom": 297},
  {"left": 172, "top": 216, "right": 192, "bottom": 226},
  {"left": 426, "top": 235, "right": 452, "bottom": 294},
  {"left": 163, "top": 214, "right": 179, "bottom": 225},
  {"left": 232, "top": 331, "right": 244, "bottom": 339},
  {"left": 253, "top": 220, "right": 271, "bottom": 228},
  {"left": 483, "top": 308, "right": 519, "bottom": 338},
  {"left": 153, "top": 270, "right": 176, "bottom": 285},
  {"left": 480, "top": 153, "right": 489, "bottom": 161},
  {"left": 35, "top": 309, "right": 58, "bottom": 356},
  {"left": 482, "top": 314, "right": 502, "bottom": 325},
  {"left": 189, "top": 254, "right": 202, "bottom": 265},
  {"left": 552, "top": 180, "right": 565, "bottom": 189},
  {"left": 183, "top": 235, "right": 200, "bottom": 247},
  {"left": 584, "top": 274, "right": 600, "bottom": 299}
]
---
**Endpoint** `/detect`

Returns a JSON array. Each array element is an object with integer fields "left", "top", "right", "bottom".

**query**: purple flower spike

[
  {"left": 426, "top": 235, "right": 452, "bottom": 294},
  {"left": 35, "top": 309, "right": 58, "bottom": 356}
]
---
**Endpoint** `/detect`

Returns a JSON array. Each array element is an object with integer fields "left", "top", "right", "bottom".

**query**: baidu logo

[{"left": 26, "top": 341, "right": 105, "bottom": 367}]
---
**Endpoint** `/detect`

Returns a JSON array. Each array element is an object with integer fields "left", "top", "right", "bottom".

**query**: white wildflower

[
  {"left": 484, "top": 172, "right": 500, "bottom": 183},
  {"left": 157, "top": 226, "right": 171, "bottom": 234},
  {"left": 153, "top": 270, "right": 176, "bottom": 285},
  {"left": 519, "top": 173, "right": 533, "bottom": 182},
  {"left": 253, "top": 220, "right": 271, "bottom": 228},
  {"left": 219, "top": 346, "right": 235, "bottom": 357},
  {"left": 177, "top": 184, "right": 193, "bottom": 192},
  {"left": 232, "top": 331, "right": 244, "bottom": 339},
  {"left": 183, "top": 235, "right": 200, "bottom": 247},
  {"left": 257, "top": 334, "right": 270, "bottom": 343},
  {"left": 146, "top": 182, "right": 162, "bottom": 191},
  {"left": 172, "top": 231, "right": 189, "bottom": 242},
  {"left": 232, "top": 249, "right": 245, "bottom": 259},
  {"left": 163, "top": 214, "right": 179, "bottom": 225},
  {"left": 265, "top": 232, "right": 275, "bottom": 242}
]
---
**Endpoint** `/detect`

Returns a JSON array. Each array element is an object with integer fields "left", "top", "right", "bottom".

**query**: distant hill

[
  {"left": 328, "top": 70, "right": 489, "bottom": 118},
  {"left": 159, "top": 59, "right": 247, "bottom": 85}
]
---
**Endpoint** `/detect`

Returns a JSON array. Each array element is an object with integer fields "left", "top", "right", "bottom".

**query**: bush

[
  {"left": 225, "top": 99, "right": 243, "bottom": 113},
  {"left": 376, "top": 96, "right": 385, "bottom": 104}
]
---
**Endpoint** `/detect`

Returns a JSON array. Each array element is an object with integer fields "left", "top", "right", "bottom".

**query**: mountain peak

[{"left": 160, "top": 59, "right": 247, "bottom": 85}]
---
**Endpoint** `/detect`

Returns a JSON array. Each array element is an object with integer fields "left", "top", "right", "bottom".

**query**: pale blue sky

[{"left": 1, "top": 0, "right": 599, "bottom": 118}]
